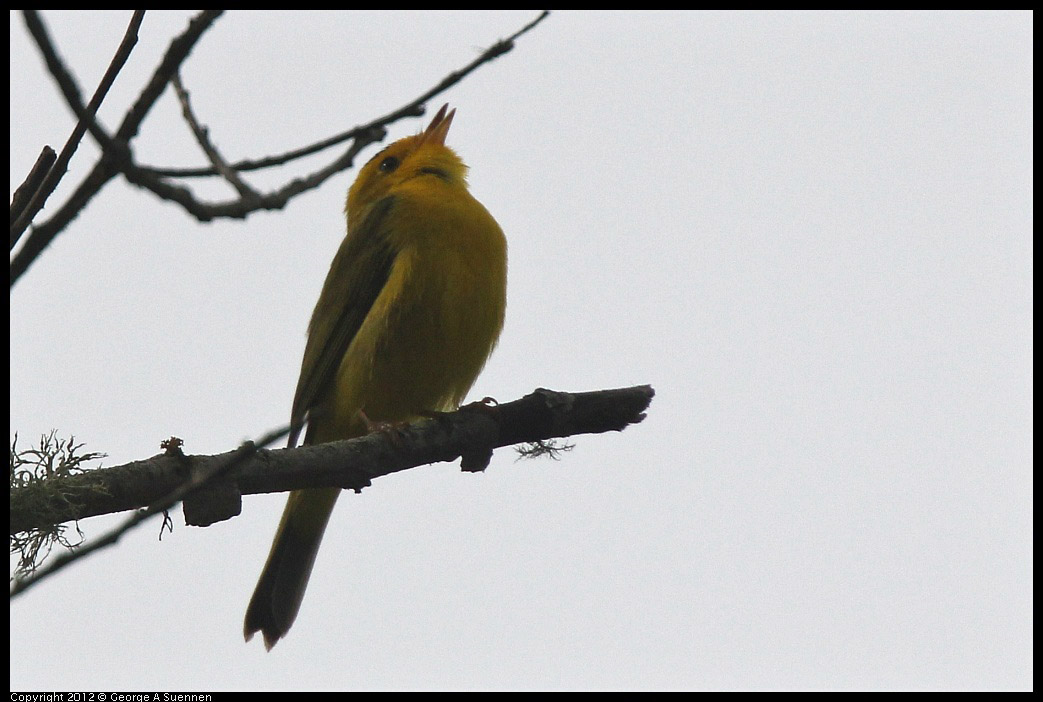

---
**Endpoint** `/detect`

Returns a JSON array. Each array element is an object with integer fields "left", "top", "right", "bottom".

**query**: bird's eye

[{"left": 379, "top": 156, "right": 400, "bottom": 173}]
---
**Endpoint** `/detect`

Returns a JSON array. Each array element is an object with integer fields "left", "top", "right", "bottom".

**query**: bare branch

[
  {"left": 19, "top": 11, "right": 112, "bottom": 147},
  {"left": 10, "top": 385, "right": 654, "bottom": 537},
  {"left": 9, "top": 423, "right": 291, "bottom": 599},
  {"left": 137, "top": 10, "right": 552, "bottom": 180},
  {"left": 9, "top": 11, "right": 549, "bottom": 286},
  {"left": 116, "top": 11, "right": 226, "bottom": 144},
  {"left": 119, "top": 126, "right": 385, "bottom": 221},
  {"left": 116, "top": 10, "right": 552, "bottom": 218},
  {"left": 9, "top": 146, "right": 56, "bottom": 248},
  {"left": 9, "top": 10, "right": 145, "bottom": 249},
  {"left": 10, "top": 10, "right": 224, "bottom": 287},
  {"left": 171, "top": 73, "right": 262, "bottom": 203}
]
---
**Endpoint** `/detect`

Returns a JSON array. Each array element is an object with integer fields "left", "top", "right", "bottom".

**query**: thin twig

[
  {"left": 115, "top": 11, "right": 225, "bottom": 144},
  {"left": 115, "top": 11, "right": 550, "bottom": 219},
  {"left": 121, "top": 125, "right": 385, "bottom": 221},
  {"left": 138, "top": 10, "right": 552, "bottom": 179},
  {"left": 171, "top": 73, "right": 261, "bottom": 202},
  {"left": 9, "top": 10, "right": 145, "bottom": 247},
  {"left": 10, "top": 10, "right": 224, "bottom": 287},
  {"left": 19, "top": 11, "right": 113, "bottom": 148},
  {"left": 10, "top": 10, "right": 548, "bottom": 285}
]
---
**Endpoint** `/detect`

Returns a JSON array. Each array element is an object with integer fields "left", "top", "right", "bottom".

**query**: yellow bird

[{"left": 244, "top": 104, "right": 508, "bottom": 649}]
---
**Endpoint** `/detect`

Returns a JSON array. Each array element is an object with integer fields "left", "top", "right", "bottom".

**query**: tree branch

[
  {"left": 170, "top": 72, "right": 263, "bottom": 203},
  {"left": 116, "top": 10, "right": 551, "bottom": 218},
  {"left": 9, "top": 146, "right": 56, "bottom": 249},
  {"left": 10, "top": 10, "right": 224, "bottom": 286},
  {"left": 10, "top": 385, "right": 654, "bottom": 537},
  {"left": 9, "top": 10, "right": 145, "bottom": 251},
  {"left": 9, "top": 423, "right": 291, "bottom": 599},
  {"left": 9, "top": 10, "right": 551, "bottom": 286},
  {"left": 137, "top": 9, "right": 552, "bottom": 180}
]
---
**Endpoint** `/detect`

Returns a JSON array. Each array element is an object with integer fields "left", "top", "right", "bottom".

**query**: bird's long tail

[{"left": 244, "top": 486, "right": 340, "bottom": 650}]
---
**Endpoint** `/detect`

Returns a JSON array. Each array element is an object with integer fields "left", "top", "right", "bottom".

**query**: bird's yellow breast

[{"left": 311, "top": 180, "right": 507, "bottom": 443}]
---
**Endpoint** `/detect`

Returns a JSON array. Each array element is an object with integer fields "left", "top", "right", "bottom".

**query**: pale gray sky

[{"left": 10, "top": 10, "right": 1032, "bottom": 691}]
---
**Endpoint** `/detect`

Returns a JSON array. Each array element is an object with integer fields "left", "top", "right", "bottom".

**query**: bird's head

[{"left": 346, "top": 104, "right": 469, "bottom": 223}]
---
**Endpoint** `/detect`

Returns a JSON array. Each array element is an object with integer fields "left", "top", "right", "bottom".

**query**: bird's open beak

[{"left": 421, "top": 103, "right": 455, "bottom": 146}]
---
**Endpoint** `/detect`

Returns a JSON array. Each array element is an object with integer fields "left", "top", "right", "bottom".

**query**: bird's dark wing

[{"left": 288, "top": 196, "right": 397, "bottom": 447}]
